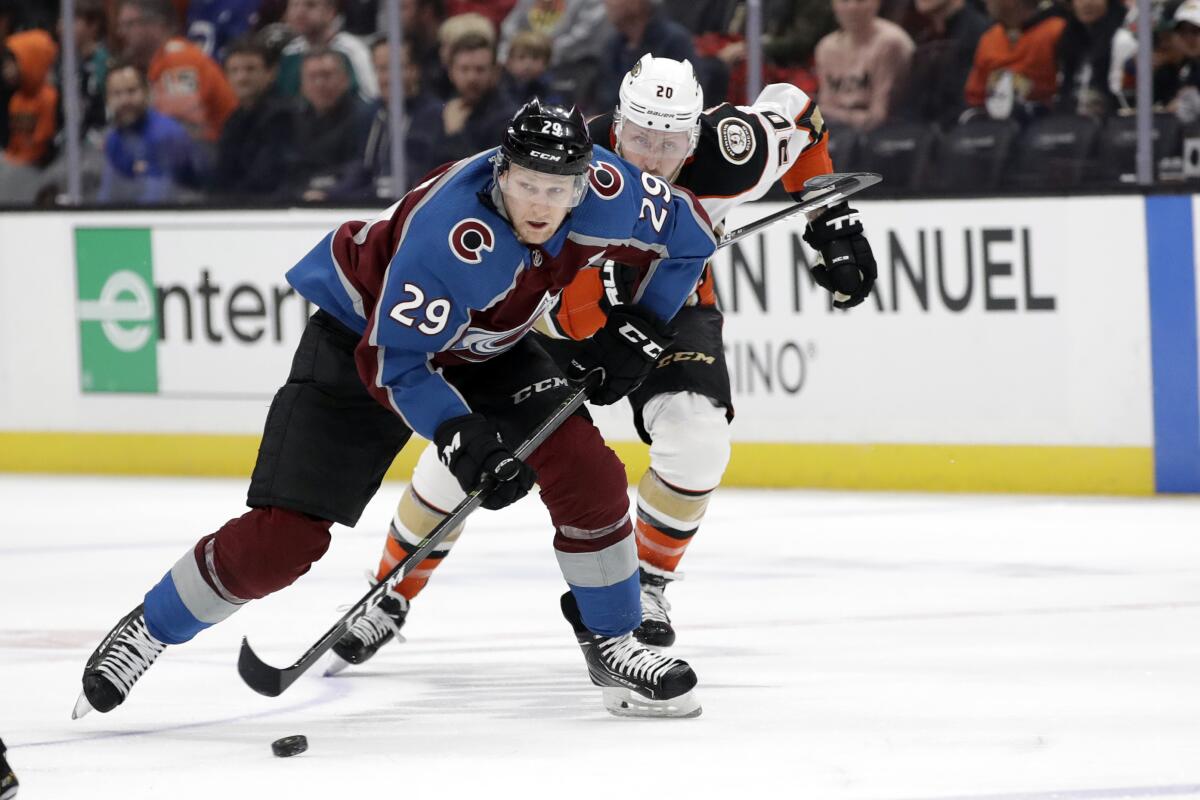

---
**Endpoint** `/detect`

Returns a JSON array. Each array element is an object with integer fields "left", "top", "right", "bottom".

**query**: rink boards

[{"left": 0, "top": 195, "right": 1196, "bottom": 494}]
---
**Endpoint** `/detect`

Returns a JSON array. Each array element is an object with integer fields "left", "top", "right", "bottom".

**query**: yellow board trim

[{"left": 0, "top": 432, "right": 1154, "bottom": 495}]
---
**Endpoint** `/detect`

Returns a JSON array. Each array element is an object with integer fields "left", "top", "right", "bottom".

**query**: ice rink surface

[{"left": 2, "top": 475, "right": 1199, "bottom": 800}]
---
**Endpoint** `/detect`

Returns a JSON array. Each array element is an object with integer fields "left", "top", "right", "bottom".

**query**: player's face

[
  {"left": 617, "top": 120, "right": 692, "bottom": 179},
  {"left": 499, "top": 164, "right": 581, "bottom": 245}
]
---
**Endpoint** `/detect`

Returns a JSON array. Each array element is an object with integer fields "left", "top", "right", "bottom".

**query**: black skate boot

[
  {"left": 0, "top": 737, "right": 18, "bottom": 800},
  {"left": 560, "top": 591, "right": 701, "bottom": 718},
  {"left": 633, "top": 564, "right": 679, "bottom": 648},
  {"left": 324, "top": 586, "right": 409, "bottom": 676},
  {"left": 72, "top": 604, "right": 167, "bottom": 719}
]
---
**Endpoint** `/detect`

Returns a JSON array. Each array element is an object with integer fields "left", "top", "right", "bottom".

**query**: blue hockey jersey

[{"left": 286, "top": 147, "right": 717, "bottom": 440}]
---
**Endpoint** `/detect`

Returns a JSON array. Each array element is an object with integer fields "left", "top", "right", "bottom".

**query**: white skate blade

[
  {"left": 71, "top": 691, "right": 94, "bottom": 720},
  {"left": 601, "top": 687, "right": 702, "bottom": 719},
  {"left": 323, "top": 653, "right": 352, "bottom": 677}
]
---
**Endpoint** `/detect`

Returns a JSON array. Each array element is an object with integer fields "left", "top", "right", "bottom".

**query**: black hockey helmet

[{"left": 498, "top": 99, "right": 593, "bottom": 177}]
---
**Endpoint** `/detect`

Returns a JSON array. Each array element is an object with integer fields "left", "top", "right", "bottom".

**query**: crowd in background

[{"left": 0, "top": 0, "right": 1196, "bottom": 205}]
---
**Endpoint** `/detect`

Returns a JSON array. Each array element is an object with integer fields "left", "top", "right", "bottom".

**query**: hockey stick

[
  {"left": 238, "top": 171, "right": 884, "bottom": 698},
  {"left": 718, "top": 171, "right": 881, "bottom": 249},
  {"left": 237, "top": 376, "right": 596, "bottom": 697}
]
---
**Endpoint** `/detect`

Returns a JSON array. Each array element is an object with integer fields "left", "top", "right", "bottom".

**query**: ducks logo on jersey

[{"left": 716, "top": 118, "right": 756, "bottom": 165}]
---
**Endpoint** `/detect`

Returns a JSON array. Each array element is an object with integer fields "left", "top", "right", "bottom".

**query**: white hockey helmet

[{"left": 614, "top": 54, "right": 704, "bottom": 155}]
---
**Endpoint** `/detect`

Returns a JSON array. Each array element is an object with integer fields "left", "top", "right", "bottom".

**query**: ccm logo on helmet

[
  {"left": 448, "top": 218, "right": 495, "bottom": 264},
  {"left": 588, "top": 161, "right": 624, "bottom": 200},
  {"left": 530, "top": 150, "right": 562, "bottom": 162}
]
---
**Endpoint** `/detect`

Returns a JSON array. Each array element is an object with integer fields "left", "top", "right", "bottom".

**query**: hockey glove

[
  {"left": 566, "top": 304, "right": 676, "bottom": 406},
  {"left": 434, "top": 414, "right": 537, "bottom": 510},
  {"left": 801, "top": 200, "right": 877, "bottom": 309}
]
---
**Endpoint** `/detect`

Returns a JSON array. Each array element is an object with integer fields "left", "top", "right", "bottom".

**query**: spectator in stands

[
  {"left": 277, "top": 0, "right": 379, "bottom": 101},
  {"left": 426, "top": 32, "right": 516, "bottom": 165},
  {"left": 97, "top": 62, "right": 206, "bottom": 204},
  {"left": 60, "top": 0, "right": 111, "bottom": 142},
  {"left": 117, "top": 0, "right": 239, "bottom": 143},
  {"left": 186, "top": 0, "right": 261, "bottom": 61},
  {"left": 431, "top": 12, "right": 496, "bottom": 98},
  {"left": 1057, "top": 0, "right": 1137, "bottom": 117},
  {"left": 814, "top": 0, "right": 914, "bottom": 131},
  {"left": 594, "top": 0, "right": 697, "bottom": 113},
  {"left": 500, "top": 30, "right": 566, "bottom": 105},
  {"left": 963, "top": 0, "right": 1067, "bottom": 120},
  {"left": 332, "top": 36, "right": 441, "bottom": 200},
  {"left": 212, "top": 36, "right": 295, "bottom": 199},
  {"left": 499, "top": 0, "right": 609, "bottom": 102},
  {"left": 2, "top": 28, "right": 56, "bottom": 167},
  {"left": 286, "top": 47, "right": 373, "bottom": 201},
  {"left": 1155, "top": 0, "right": 1200, "bottom": 121},
  {"left": 903, "top": 0, "right": 990, "bottom": 126}
]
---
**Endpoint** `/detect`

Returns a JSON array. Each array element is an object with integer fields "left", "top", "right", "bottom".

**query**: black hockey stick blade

[
  {"left": 238, "top": 624, "right": 346, "bottom": 697},
  {"left": 237, "top": 378, "right": 596, "bottom": 697},
  {"left": 718, "top": 171, "right": 881, "bottom": 249}
]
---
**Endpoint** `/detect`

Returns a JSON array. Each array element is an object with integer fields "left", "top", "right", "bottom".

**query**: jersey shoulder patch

[
  {"left": 716, "top": 115, "right": 757, "bottom": 165},
  {"left": 676, "top": 105, "right": 769, "bottom": 201}
]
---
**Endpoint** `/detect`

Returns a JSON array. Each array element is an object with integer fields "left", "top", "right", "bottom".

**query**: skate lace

[
  {"left": 640, "top": 582, "right": 671, "bottom": 624},
  {"left": 599, "top": 634, "right": 679, "bottom": 684},
  {"left": 348, "top": 589, "right": 408, "bottom": 646},
  {"left": 95, "top": 617, "right": 165, "bottom": 694}
]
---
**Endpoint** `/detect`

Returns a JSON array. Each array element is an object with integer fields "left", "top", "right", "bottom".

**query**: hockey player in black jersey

[{"left": 328, "top": 54, "right": 876, "bottom": 686}]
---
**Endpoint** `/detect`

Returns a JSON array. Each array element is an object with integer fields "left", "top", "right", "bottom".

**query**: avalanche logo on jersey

[
  {"left": 448, "top": 218, "right": 496, "bottom": 264},
  {"left": 588, "top": 161, "right": 624, "bottom": 200},
  {"left": 451, "top": 292, "right": 559, "bottom": 361},
  {"left": 717, "top": 118, "right": 756, "bottom": 165}
]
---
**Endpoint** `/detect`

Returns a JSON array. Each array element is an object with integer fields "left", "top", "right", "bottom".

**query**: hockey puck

[{"left": 271, "top": 735, "right": 308, "bottom": 758}]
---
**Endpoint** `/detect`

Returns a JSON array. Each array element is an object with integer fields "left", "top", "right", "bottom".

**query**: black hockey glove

[
  {"left": 566, "top": 304, "right": 676, "bottom": 406},
  {"left": 434, "top": 413, "right": 537, "bottom": 510},
  {"left": 800, "top": 200, "right": 877, "bottom": 309}
]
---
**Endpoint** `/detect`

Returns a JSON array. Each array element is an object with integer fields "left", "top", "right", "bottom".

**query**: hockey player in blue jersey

[{"left": 73, "top": 100, "right": 717, "bottom": 720}]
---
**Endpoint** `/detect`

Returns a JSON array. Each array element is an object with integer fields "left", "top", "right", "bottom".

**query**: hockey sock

[
  {"left": 145, "top": 508, "right": 332, "bottom": 644},
  {"left": 634, "top": 469, "right": 714, "bottom": 573},
  {"left": 374, "top": 485, "right": 464, "bottom": 600},
  {"left": 530, "top": 415, "right": 640, "bottom": 637}
]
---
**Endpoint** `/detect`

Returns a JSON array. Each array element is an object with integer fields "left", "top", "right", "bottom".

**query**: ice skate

[
  {"left": 0, "top": 736, "right": 18, "bottom": 800},
  {"left": 633, "top": 564, "right": 680, "bottom": 648},
  {"left": 72, "top": 604, "right": 167, "bottom": 719},
  {"left": 560, "top": 591, "right": 701, "bottom": 718},
  {"left": 325, "top": 585, "right": 409, "bottom": 676}
]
